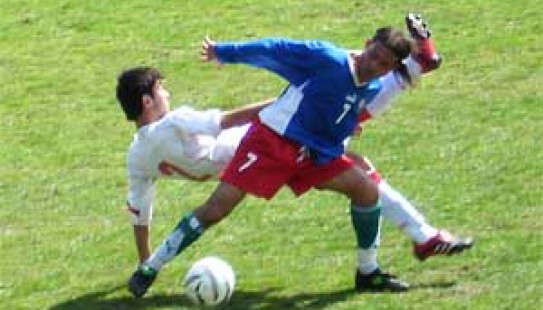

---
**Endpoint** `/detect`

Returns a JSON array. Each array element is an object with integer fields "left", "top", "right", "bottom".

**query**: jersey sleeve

[
  {"left": 214, "top": 38, "right": 340, "bottom": 85},
  {"left": 169, "top": 107, "right": 222, "bottom": 137},
  {"left": 361, "top": 71, "right": 409, "bottom": 120},
  {"left": 360, "top": 55, "right": 424, "bottom": 121},
  {"left": 127, "top": 174, "right": 155, "bottom": 226}
]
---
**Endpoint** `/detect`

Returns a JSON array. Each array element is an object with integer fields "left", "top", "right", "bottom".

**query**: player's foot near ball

[
  {"left": 414, "top": 230, "right": 474, "bottom": 261},
  {"left": 355, "top": 268, "right": 410, "bottom": 292},
  {"left": 128, "top": 264, "right": 158, "bottom": 298}
]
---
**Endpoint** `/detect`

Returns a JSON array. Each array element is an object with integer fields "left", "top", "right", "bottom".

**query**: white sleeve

[
  {"left": 364, "top": 71, "right": 408, "bottom": 117},
  {"left": 363, "top": 55, "right": 423, "bottom": 118},
  {"left": 170, "top": 106, "right": 222, "bottom": 137},
  {"left": 127, "top": 175, "right": 155, "bottom": 226},
  {"left": 211, "top": 124, "right": 250, "bottom": 167}
]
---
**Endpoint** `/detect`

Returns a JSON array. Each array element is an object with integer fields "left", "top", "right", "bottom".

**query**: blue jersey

[{"left": 215, "top": 38, "right": 383, "bottom": 164}]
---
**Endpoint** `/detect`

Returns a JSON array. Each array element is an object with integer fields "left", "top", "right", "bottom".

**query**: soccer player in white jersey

[
  {"left": 122, "top": 14, "right": 472, "bottom": 298},
  {"left": 116, "top": 66, "right": 269, "bottom": 262}
]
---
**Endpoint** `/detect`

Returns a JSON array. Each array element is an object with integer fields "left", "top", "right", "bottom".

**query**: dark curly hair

[
  {"left": 116, "top": 67, "right": 164, "bottom": 121},
  {"left": 372, "top": 27, "right": 416, "bottom": 85}
]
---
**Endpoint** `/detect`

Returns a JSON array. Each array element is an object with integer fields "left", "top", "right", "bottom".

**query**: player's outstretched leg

[
  {"left": 127, "top": 212, "right": 204, "bottom": 298},
  {"left": 414, "top": 230, "right": 474, "bottom": 261},
  {"left": 406, "top": 13, "right": 441, "bottom": 73},
  {"left": 378, "top": 179, "right": 474, "bottom": 261},
  {"left": 357, "top": 154, "right": 475, "bottom": 263},
  {"left": 127, "top": 183, "right": 242, "bottom": 298}
]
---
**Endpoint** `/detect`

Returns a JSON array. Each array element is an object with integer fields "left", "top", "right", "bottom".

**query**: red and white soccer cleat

[
  {"left": 405, "top": 13, "right": 442, "bottom": 73},
  {"left": 414, "top": 230, "right": 474, "bottom": 261}
]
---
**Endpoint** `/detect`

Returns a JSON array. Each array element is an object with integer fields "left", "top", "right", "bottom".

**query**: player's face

[
  {"left": 150, "top": 80, "right": 171, "bottom": 116},
  {"left": 355, "top": 41, "right": 400, "bottom": 82}
]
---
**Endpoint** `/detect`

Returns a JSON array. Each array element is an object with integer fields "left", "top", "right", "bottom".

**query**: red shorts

[{"left": 220, "top": 120, "right": 353, "bottom": 199}]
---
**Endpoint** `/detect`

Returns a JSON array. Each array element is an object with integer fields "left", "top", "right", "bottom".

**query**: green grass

[{"left": 1, "top": 0, "right": 542, "bottom": 309}]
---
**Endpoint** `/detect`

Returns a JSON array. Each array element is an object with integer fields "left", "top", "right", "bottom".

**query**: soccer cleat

[
  {"left": 128, "top": 264, "right": 158, "bottom": 298},
  {"left": 414, "top": 230, "right": 474, "bottom": 261},
  {"left": 405, "top": 12, "right": 432, "bottom": 39},
  {"left": 355, "top": 268, "right": 410, "bottom": 292},
  {"left": 405, "top": 13, "right": 442, "bottom": 73}
]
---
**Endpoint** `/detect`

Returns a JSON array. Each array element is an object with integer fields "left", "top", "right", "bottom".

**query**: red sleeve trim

[{"left": 358, "top": 109, "right": 372, "bottom": 123}]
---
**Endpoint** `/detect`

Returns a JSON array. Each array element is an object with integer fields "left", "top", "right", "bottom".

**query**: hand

[{"left": 201, "top": 36, "right": 218, "bottom": 62}]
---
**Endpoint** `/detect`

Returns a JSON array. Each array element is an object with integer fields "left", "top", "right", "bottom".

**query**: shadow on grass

[
  {"left": 410, "top": 281, "right": 457, "bottom": 290},
  {"left": 49, "top": 280, "right": 456, "bottom": 310},
  {"left": 48, "top": 286, "right": 351, "bottom": 310}
]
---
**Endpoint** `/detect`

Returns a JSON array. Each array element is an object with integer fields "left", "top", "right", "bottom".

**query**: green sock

[
  {"left": 350, "top": 202, "right": 382, "bottom": 249},
  {"left": 173, "top": 213, "right": 204, "bottom": 255},
  {"left": 147, "top": 213, "right": 204, "bottom": 270}
]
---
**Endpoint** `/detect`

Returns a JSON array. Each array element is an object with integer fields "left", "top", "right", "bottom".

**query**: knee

[
  {"left": 350, "top": 182, "right": 379, "bottom": 207},
  {"left": 352, "top": 194, "right": 378, "bottom": 208}
]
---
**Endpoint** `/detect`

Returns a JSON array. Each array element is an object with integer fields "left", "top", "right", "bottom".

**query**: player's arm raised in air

[{"left": 202, "top": 36, "right": 338, "bottom": 84}]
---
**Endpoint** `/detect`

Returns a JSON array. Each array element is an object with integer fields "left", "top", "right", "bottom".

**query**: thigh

[
  {"left": 288, "top": 154, "right": 353, "bottom": 196},
  {"left": 346, "top": 151, "right": 372, "bottom": 171},
  {"left": 317, "top": 165, "right": 379, "bottom": 207},
  {"left": 346, "top": 152, "right": 382, "bottom": 183}
]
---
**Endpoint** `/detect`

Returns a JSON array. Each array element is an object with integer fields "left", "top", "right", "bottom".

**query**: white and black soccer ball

[{"left": 183, "top": 256, "right": 236, "bottom": 306}]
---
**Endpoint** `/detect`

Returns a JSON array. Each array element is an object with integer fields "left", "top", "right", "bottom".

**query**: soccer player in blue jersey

[{"left": 128, "top": 14, "right": 467, "bottom": 298}]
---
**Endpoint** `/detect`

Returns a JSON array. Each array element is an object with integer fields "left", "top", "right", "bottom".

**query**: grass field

[{"left": 1, "top": 0, "right": 542, "bottom": 309}]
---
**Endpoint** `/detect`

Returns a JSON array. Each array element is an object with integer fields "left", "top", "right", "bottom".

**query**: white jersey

[{"left": 126, "top": 106, "right": 249, "bottom": 225}]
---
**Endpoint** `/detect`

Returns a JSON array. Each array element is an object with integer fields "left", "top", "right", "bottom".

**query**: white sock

[
  {"left": 379, "top": 180, "right": 438, "bottom": 244},
  {"left": 145, "top": 213, "right": 204, "bottom": 271},
  {"left": 146, "top": 227, "right": 187, "bottom": 271},
  {"left": 357, "top": 248, "right": 379, "bottom": 274},
  {"left": 403, "top": 55, "right": 423, "bottom": 80},
  {"left": 146, "top": 254, "right": 165, "bottom": 271},
  {"left": 357, "top": 222, "right": 381, "bottom": 274}
]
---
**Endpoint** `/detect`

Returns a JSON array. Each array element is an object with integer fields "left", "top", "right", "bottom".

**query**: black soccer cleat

[
  {"left": 405, "top": 12, "right": 442, "bottom": 73},
  {"left": 355, "top": 268, "right": 410, "bottom": 293},
  {"left": 414, "top": 230, "right": 474, "bottom": 261},
  {"left": 128, "top": 264, "right": 158, "bottom": 298},
  {"left": 406, "top": 13, "right": 432, "bottom": 39}
]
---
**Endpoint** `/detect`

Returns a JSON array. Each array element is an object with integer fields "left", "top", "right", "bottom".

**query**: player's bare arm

[
  {"left": 220, "top": 98, "right": 275, "bottom": 129},
  {"left": 133, "top": 225, "right": 151, "bottom": 263}
]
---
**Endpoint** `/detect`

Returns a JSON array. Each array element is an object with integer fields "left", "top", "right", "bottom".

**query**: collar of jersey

[{"left": 347, "top": 50, "right": 367, "bottom": 87}]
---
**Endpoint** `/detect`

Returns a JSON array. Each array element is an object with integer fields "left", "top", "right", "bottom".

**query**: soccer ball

[{"left": 183, "top": 256, "right": 236, "bottom": 306}]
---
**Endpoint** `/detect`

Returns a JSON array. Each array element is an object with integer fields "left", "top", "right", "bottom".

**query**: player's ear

[
  {"left": 365, "top": 39, "right": 372, "bottom": 48},
  {"left": 352, "top": 52, "right": 364, "bottom": 64},
  {"left": 142, "top": 94, "right": 153, "bottom": 107}
]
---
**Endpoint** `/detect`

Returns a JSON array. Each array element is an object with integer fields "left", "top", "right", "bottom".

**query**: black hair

[
  {"left": 116, "top": 67, "right": 164, "bottom": 121},
  {"left": 372, "top": 27, "right": 415, "bottom": 62},
  {"left": 372, "top": 27, "right": 416, "bottom": 85}
]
